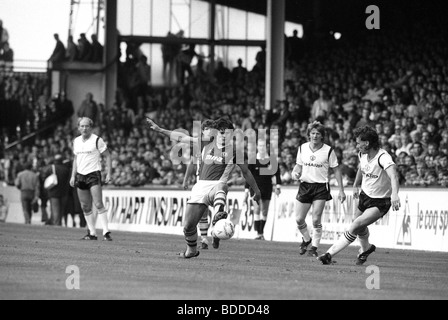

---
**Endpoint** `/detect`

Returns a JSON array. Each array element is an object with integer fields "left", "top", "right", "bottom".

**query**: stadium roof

[{"left": 200, "top": 0, "right": 448, "bottom": 34}]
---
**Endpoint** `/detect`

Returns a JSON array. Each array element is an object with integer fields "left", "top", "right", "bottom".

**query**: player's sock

[
  {"left": 254, "top": 220, "right": 260, "bottom": 233},
  {"left": 357, "top": 228, "right": 371, "bottom": 252},
  {"left": 254, "top": 211, "right": 260, "bottom": 233},
  {"left": 91, "top": 210, "right": 98, "bottom": 230},
  {"left": 327, "top": 231, "right": 356, "bottom": 257},
  {"left": 184, "top": 228, "right": 198, "bottom": 252},
  {"left": 84, "top": 211, "right": 97, "bottom": 236},
  {"left": 297, "top": 222, "right": 311, "bottom": 242},
  {"left": 213, "top": 191, "right": 226, "bottom": 215},
  {"left": 199, "top": 214, "right": 209, "bottom": 242},
  {"left": 98, "top": 207, "right": 110, "bottom": 235},
  {"left": 259, "top": 219, "right": 266, "bottom": 235},
  {"left": 312, "top": 223, "right": 323, "bottom": 248}
]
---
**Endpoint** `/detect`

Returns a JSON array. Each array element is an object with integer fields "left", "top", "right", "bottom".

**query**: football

[{"left": 211, "top": 219, "right": 235, "bottom": 240}]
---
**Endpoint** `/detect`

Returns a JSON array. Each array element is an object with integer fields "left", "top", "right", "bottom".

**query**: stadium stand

[{"left": 1, "top": 18, "right": 448, "bottom": 190}]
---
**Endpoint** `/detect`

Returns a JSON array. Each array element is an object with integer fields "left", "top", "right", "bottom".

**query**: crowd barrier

[{"left": 2, "top": 184, "right": 447, "bottom": 252}]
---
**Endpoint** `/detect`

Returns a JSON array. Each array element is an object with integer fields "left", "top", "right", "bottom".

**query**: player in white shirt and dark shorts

[
  {"left": 292, "top": 121, "right": 346, "bottom": 257},
  {"left": 70, "top": 117, "right": 113, "bottom": 241},
  {"left": 318, "top": 125, "right": 401, "bottom": 265}
]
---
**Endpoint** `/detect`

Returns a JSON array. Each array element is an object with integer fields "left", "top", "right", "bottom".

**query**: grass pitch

[{"left": 1, "top": 222, "right": 447, "bottom": 300}]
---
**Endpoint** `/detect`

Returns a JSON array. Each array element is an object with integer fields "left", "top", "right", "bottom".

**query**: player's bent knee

[
  {"left": 350, "top": 222, "right": 367, "bottom": 235},
  {"left": 93, "top": 202, "right": 104, "bottom": 210},
  {"left": 312, "top": 217, "right": 322, "bottom": 227},
  {"left": 96, "top": 206, "right": 107, "bottom": 214},
  {"left": 81, "top": 206, "right": 92, "bottom": 214}
]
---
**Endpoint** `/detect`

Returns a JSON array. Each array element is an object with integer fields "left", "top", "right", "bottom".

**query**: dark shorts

[
  {"left": 75, "top": 171, "right": 102, "bottom": 190},
  {"left": 259, "top": 184, "right": 273, "bottom": 200},
  {"left": 358, "top": 191, "right": 391, "bottom": 217},
  {"left": 248, "top": 183, "right": 273, "bottom": 200},
  {"left": 296, "top": 182, "right": 332, "bottom": 203}
]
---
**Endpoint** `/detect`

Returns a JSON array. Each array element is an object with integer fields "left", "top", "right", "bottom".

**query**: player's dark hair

[
  {"left": 214, "top": 117, "right": 235, "bottom": 131},
  {"left": 201, "top": 119, "right": 215, "bottom": 131},
  {"left": 354, "top": 125, "right": 380, "bottom": 150}
]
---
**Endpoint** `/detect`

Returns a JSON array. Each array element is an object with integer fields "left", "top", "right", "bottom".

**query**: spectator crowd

[
  {"left": 49, "top": 32, "right": 103, "bottom": 64},
  {"left": 1, "top": 18, "right": 448, "bottom": 197}
]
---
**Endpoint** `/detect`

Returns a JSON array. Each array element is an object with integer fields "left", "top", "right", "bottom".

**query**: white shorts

[{"left": 188, "top": 180, "right": 228, "bottom": 207}]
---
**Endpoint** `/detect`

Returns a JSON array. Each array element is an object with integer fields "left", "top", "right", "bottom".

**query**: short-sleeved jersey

[
  {"left": 296, "top": 142, "right": 338, "bottom": 183},
  {"left": 198, "top": 142, "right": 236, "bottom": 182},
  {"left": 359, "top": 148, "right": 395, "bottom": 198},
  {"left": 73, "top": 134, "right": 107, "bottom": 175}
]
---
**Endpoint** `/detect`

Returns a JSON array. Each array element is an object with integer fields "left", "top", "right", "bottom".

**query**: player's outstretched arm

[
  {"left": 238, "top": 163, "right": 261, "bottom": 203},
  {"left": 145, "top": 117, "right": 198, "bottom": 144}
]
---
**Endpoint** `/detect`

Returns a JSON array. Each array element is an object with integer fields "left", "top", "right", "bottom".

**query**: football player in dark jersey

[{"left": 146, "top": 117, "right": 261, "bottom": 258}]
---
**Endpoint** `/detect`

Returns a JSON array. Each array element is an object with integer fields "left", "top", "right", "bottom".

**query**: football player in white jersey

[
  {"left": 70, "top": 117, "right": 112, "bottom": 241},
  {"left": 318, "top": 125, "right": 401, "bottom": 265},
  {"left": 292, "top": 121, "right": 346, "bottom": 257},
  {"left": 146, "top": 117, "right": 261, "bottom": 258}
]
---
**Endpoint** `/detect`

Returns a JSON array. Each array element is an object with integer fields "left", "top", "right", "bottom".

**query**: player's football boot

[
  {"left": 212, "top": 211, "right": 228, "bottom": 226},
  {"left": 307, "top": 246, "right": 318, "bottom": 257},
  {"left": 299, "top": 237, "right": 312, "bottom": 255},
  {"left": 255, "top": 234, "right": 265, "bottom": 240},
  {"left": 212, "top": 237, "right": 220, "bottom": 249},
  {"left": 103, "top": 232, "right": 113, "bottom": 241},
  {"left": 201, "top": 242, "right": 209, "bottom": 249},
  {"left": 81, "top": 234, "right": 98, "bottom": 240},
  {"left": 356, "top": 244, "right": 376, "bottom": 265},
  {"left": 317, "top": 252, "right": 332, "bottom": 265},
  {"left": 179, "top": 250, "right": 200, "bottom": 259}
]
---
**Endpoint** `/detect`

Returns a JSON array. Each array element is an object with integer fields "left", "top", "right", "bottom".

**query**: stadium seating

[{"left": 1, "top": 19, "right": 447, "bottom": 188}]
